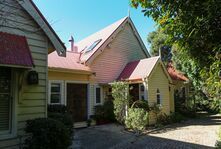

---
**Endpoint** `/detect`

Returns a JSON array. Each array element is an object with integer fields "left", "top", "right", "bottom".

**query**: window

[
  {"left": 95, "top": 86, "right": 101, "bottom": 104},
  {"left": 50, "top": 82, "right": 62, "bottom": 104},
  {"left": 139, "top": 84, "right": 145, "bottom": 100},
  {"left": 0, "top": 67, "right": 12, "bottom": 135},
  {"left": 156, "top": 89, "right": 161, "bottom": 104},
  {"left": 85, "top": 39, "right": 102, "bottom": 53}
]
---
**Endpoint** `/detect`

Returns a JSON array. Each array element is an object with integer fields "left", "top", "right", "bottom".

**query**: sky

[{"left": 33, "top": 0, "right": 156, "bottom": 50}]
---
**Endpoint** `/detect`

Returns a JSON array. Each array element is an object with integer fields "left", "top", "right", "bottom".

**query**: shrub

[
  {"left": 24, "top": 118, "right": 71, "bottom": 149},
  {"left": 156, "top": 113, "right": 171, "bottom": 125},
  {"left": 111, "top": 82, "right": 130, "bottom": 124},
  {"left": 103, "top": 100, "right": 115, "bottom": 121},
  {"left": 169, "top": 112, "right": 185, "bottom": 123},
  {"left": 156, "top": 112, "right": 185, "bottom": 126},
  {"left": 94, "top": 100, "right": 115, "bottom": 123},
  {"left": 48, "top": 105, "right": 74, "bottom": 137},
  {"left": 48, "top": 112, "right": 73, "bottom": 136},
  {"left": 131, "top": 99, "right": 150, "bottom": 111},
  {"left": 48, "top": 104, "right": 67, "bottom": 113},
  {"left": 125, "top": 108, "right": 149, "bottom": 131},
  {"left": 216, "top": 127, "right": 221, "bottom": 148},
  {"left": 94, "top": 105, "right": 105, "bottom": 120}
]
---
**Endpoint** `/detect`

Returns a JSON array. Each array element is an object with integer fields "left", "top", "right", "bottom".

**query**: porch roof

[
  {"left": 118, "top": 56, "right": 160, "bottom": 81},
  {"left": 0, "top": 32, "right": 34, "bottom": 68}
]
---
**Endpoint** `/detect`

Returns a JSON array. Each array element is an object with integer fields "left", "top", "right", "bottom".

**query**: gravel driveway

[{"left": 71, "top": 114, "right": 221, "bottom": 149}]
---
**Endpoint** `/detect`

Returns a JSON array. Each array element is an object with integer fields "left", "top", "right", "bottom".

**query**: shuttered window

[{"left": 0, "top": 67, "right": 11, "bottom": 134}]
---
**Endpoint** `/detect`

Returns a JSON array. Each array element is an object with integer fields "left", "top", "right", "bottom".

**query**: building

[
  {"left": 0, "top": 0, "right": 65, "bottom": 148},
  {"left": 48, "top": 16, "right": 173, "bottom": 126}
]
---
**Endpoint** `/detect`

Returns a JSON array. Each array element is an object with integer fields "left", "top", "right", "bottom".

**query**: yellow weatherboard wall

[{"left": 147, "top": 63, "right": 171, "bottom": 125}]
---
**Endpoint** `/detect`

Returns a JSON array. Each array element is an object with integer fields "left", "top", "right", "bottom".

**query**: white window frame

[
  {"left": 139, "top": 83, "right": 145, "bottom": 100},
  {"left": 48, "top": 80, "right": 64, "bottom": 105},
  {"left": 94, "top": 85, "right": 102, "bottom": 105}
]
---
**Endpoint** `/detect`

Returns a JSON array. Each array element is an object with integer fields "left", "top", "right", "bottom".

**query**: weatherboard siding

[
  {"left": 0, "top": 1, "right": 48, "bottom": 148},
  {"left": 90, "top": 23, "right": 148, "bottom": 84},
  {"left": 148, "top": 63, "right": 171, "bottom": 125}
]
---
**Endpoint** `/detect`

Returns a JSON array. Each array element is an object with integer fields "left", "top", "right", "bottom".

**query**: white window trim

[
  {"left": 94, "top": 85, "right": 102, "bottom": 105},
  {"left": 139, "top": 83, "right": 147, "bottom": 100},
  {"left": 156, "top": 89, "right": 162, "bottom": 105},
  {"left": 48, "top": 80, "right": 65, "bottom": 105}
]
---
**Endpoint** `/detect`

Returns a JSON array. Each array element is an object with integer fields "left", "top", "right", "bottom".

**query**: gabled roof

[
  {"left": 17, "top": 0, "right": 66, "bottom": 56},
  {"left": 48, "top": 51, "right": 91, "bottom": 73},
  {"left": 167, "top": 62, "right": 189, "bottom": 82},
  {"left": 118, "top": 56, "right": 172, "bottom": 83},
  {"left": 76, "top": 17, "right": 150, "bottom": 64},
  {"left": 118, "top": 56, "right": 160, "bottom": 81}
]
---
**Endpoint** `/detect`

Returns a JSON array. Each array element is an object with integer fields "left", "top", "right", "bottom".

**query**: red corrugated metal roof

[
  {"left": 0, "top": 32, "right": 34, "bottom": 68},
  {"left": 118, "top": 56, "right": 160, "bottom": 81},
  {"left": 167, "top": 62, "right": 189, "bottom": 81},
  {"left": 48, "top": 51, "right": 91, "bottom": 72}
]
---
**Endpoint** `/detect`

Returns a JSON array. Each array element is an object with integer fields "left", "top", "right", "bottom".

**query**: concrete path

[{"left": 71, "top": 114, "right": 221, "bottom": 149}]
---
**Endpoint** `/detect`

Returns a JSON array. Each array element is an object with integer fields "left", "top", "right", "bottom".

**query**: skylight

[{"left": 85, "top": 39, "right": 102, "bottom": 53}]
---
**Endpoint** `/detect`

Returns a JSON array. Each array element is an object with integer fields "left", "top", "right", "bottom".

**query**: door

[{"left": 66, "top": 83, "right": 88, "bottom": 122}]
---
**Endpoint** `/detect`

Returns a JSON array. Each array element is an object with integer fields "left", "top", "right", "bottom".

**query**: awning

[{"left": 0, "top": 32, "right": 34, "bottom": 68}]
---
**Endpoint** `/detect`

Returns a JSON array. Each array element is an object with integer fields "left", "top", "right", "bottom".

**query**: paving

[{"left": 71, "top": 114, "right": 221, "bottom": 149}]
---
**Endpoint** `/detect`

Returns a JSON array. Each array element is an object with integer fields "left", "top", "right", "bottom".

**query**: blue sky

[{"left": 33, "top": 0, "right": 156, "bottom": 50}]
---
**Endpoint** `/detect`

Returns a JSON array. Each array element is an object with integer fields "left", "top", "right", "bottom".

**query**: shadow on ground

[
  {"left": 71, "top": 113, "right": 220, "bottom": 149},
  {"left": 147, "top": 113, "right": 221, "bottom": 134}
]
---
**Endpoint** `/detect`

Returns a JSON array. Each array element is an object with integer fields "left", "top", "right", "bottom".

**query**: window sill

[
  {"left": 95, "top": 103, "right": 102, "bottom": 106},
  {"left": 0, "top": 133, "right": 16, "bottom": 140}
]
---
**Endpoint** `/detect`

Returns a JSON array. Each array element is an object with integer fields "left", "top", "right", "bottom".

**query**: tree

[
  {"left": 147, "top": 28, "right": 172, "bottom": 63},
  {"left": 131, "top": 0, "right": 221, "bottom": 100}
]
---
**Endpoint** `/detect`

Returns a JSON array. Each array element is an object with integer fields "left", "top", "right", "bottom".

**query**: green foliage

[
  {"left": 94, "top": 100, "right": 115, "bottom": 123},
  {"left": 131, "top": 99, "right": 150, "bottom": 111},
  {"left": 48, "top": 105, "right": 74, "bottom": 137},
  {"left": 131, "top": 0, "right": 221, "bottom": 105},
  {"left": 216, "top": 127, "right": 221, "bottom": 148},
  {"left": 48, "top": 104, "right": 68, "bottom": 113},
  {"left": 169, "top": 112, "right": 185, "bottom": 123},
  {"left": 48, "top": 112, "right": 73, "bottom": 137},
  {"left": 125, "top": 108, "right": 149, "bottom": 131},
  {"left": 25, "top": 118, "right": 71, "bottom": 149},
  {"left": 156, "top": 112, "right": 184, "bottom": 126},
  {"left": 147, "top": 28, "right": 172, "bottom": 62},
  {"left": 111, "top": 81, "right": 130, "bottom": 124},
  {"left": 156, "top": 113, "right": 171, "bottom": 125}
]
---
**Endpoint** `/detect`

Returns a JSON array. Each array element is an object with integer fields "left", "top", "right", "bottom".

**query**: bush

[
  {"left": 48, "top": 105, "right": 74, "bottom": 137},
  {"left": 48, "top": 112, "right": 73, "bottom": 136},
  {"left": 170, "top": 112, "right": 185, "bottom": 123},
  {"left": 48, "top": 104, "right": 68, "bottom": 113},
  {"left": 216, "top": 127, "right": 221, "bottom": 148},
  {"left": 125, "top": 108, "right": 149, "bottom": 131},
  {"left": 156, "top": 113, "right": 171, "bottom": 125},
  {"left": 24, "top": 118, "right": 71, "bottom": 149},
  {"left": 94, "top": 100, "right": 115, "bottom": 123},
  {"left": 131, "top": 99, "right": 150, "bottom": 111},
  {"left": 156, "top": 112, "right": 185, "bottom": 126},
  {"left": 111, "top": 82, "right": 130, "bottom": 124}
]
